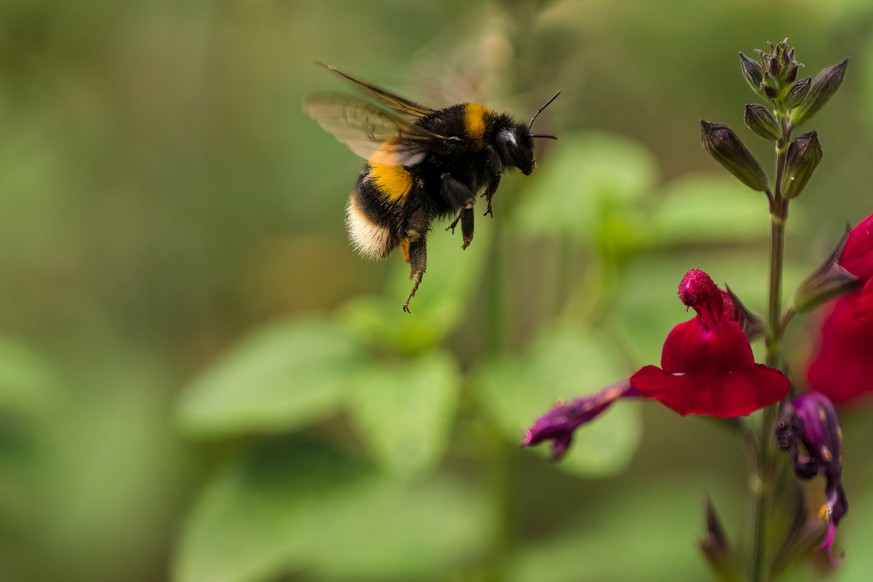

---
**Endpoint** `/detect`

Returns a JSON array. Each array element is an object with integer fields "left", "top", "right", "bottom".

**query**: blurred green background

[{"left": 3, "top": 0, "right": 873, "bottom": 580}]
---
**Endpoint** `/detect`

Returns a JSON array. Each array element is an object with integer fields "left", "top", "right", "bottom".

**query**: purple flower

[
  {"left": 521, "top": 380, "right": 637, "bottom": 460},
  {"left": 776, "top": 392, "right": 848, "bottom": 565}
]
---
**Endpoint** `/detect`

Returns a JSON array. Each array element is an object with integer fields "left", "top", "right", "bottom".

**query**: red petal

[
  {"left": 631, "top": 364, "right": 790, "bottom": 417},
  {"left": 660, "top": 319, "right": 755, "bottom": 375},
  {"left": 840, "top": 213, "right": 873, "bottom": 281},
  {"left": 808, "top": 291, "right": 873, "bottom": 405}
]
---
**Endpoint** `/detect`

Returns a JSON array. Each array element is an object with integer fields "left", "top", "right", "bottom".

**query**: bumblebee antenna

[
  {"left": 531, "top": 134, "right": 557, "bottom": 140},
  {"left": 528, "top": 91, "right": 561, "bottom": 130}
]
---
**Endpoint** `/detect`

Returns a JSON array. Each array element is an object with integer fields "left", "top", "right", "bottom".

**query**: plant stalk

[{"left": 751, "top": 117, "right": 792, "bottom": 582}]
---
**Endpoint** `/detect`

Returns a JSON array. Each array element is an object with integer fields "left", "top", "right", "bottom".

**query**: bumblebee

[{"left": 306, "top": 64, "right": 558, "bottom": 312}]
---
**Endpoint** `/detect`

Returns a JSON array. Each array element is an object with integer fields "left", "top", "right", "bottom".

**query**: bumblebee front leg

[
  {"left": 440, "top": 173, "right": 476, "bottom": 248},
  {"left": 482, "top": 145, "right": 504, "bottom": 217}
]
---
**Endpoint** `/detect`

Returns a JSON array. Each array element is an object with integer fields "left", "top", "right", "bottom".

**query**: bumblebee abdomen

[
  {"left": 345, "top": 174, "right": 402, "bottom": 260},
  {"left": 369, "top": 162, "right": 413, "bottom": 203}
]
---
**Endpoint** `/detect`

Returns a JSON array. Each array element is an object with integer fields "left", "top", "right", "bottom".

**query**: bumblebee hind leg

[
  {"left": 402, "top": 235, "right": 427, "bottom": 313},
  {"left": 401, "top": 208, "right": 430, "bottom": 313}
]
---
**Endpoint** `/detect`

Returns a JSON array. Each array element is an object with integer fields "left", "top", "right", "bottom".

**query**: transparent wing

[
  {"left": 305, "top": 93, "right": 449, "bottom": 166},
  {"left": 317, "top": 63, "right": 436, "bottom": 119}
]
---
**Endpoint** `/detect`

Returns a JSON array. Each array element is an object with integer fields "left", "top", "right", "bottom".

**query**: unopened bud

[
  {"left": 724, "top": 284, "right": 767, "bottom": 341},
  {"left": 739, "top": 52, "right": 765, "bottom": 97},
  {"left": 700, "top": 120, "right": 769, "bottom": 192},
  {"left": 781, "top": 131, "right": 822, "bottom": 199},
  {"left": 744, "top": 104, "right": 781, "bottom": 140},
  {"left": 785, "top": 77, "right": 811, "bottom": 110},
  {"left": 791, "top": 59, "right": 849, "bottom": 126},
  {"left": 794, "top": 225, "right": 859, "bottom": 313},
  {"left": 699, "top": 496, "right": 740, "bottom": 580}
]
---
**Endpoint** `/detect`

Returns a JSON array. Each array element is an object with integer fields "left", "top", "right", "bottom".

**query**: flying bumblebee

[{"left": 306, "top": 64, "right": 559, "bottom": 312}]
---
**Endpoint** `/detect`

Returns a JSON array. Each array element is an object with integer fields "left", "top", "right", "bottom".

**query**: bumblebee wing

[
  {"left": 317, "top": 63, "right": 436, "bottom": 119},
  {"left": 306, "top": 93, "right": 451, "bottom": 166}
]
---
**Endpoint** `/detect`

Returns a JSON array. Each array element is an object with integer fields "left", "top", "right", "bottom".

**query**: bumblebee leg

[
  {"left": 440, "top": 173, "right": 475, "bottom": 210},
  {"left": 460, "top": 207, "right": 475, "bottom": 250},
  {"left": 482, "top": 146, "right": 504, "bottom": 218},
  {"left": 403, "top": 235, "right": 428, "bottom": 313},
  {"left": 481, "top": 174, "right": 502, "bottom": 218},
  {"left": 446, "top": 212, "right": 462, "bottom": 234},
  {"left": 440, "top": 173, "right": 476, "bottom": 244}
]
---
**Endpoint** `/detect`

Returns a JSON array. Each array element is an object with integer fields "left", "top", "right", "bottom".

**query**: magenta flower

[
  {"left": 523, "top": 270, "right": 790, "bottom": 459},
  {"left": 807, "top": 290, "right": 873, "bottom": 405},
  {"left": 630, "top": 269, "right": 790, "bottom": 417},
  {"left": 838, "top": 212, "right": 873, "bottom": 282},
  {"left": 776, "top": 392, "right": 847, "bottom": 565},
  {"left": 852, "top": 278, "right": 873, "bottom": 330}
]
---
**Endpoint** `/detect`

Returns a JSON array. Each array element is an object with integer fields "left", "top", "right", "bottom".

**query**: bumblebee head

[
  {"left": 496, "top": 124, "right": 536, "bottom": 175},
  {"left": 495, "top": 91, "right": 560, "bottom": 175}
]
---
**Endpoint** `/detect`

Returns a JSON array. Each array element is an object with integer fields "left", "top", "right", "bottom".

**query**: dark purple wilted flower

[
  {"left": 521, "top": 380, "right": 637, "bottom": 460},
  {"left": 776, "top": 392, "right": 848, "bottom": 565}
]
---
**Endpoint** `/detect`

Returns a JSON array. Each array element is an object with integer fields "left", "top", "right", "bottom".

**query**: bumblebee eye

[{"left": 497, "top": 130, "right": 518, "bottom": 149}]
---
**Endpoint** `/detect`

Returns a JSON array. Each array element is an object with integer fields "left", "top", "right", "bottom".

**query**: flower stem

[{"left": 751, "top": 117, "right": 793, "bottom": 582}]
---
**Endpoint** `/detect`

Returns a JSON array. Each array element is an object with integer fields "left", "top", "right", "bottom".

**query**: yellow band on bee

[
  {"left": 370, "top": 163, "right": 413, "bottom": 203},
  {"left": 464, "top": 103, "right": 490, "bottom": 144}
]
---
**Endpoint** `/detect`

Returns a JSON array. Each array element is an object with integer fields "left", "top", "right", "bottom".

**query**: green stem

[{"left": 751, "top": 119, "right": 792, "bottom": 582}]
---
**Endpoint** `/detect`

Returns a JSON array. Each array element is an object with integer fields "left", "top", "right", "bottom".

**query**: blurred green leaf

[
  {"left": 175, "top": 438, "right": 490, "bottom": 582},
  {"left": 507, "top": 479, "right": 729, "bottom": 581},
  {"left": 340, "top": 219, "right": 492, "bottom": 353},
  {"left": 649, "top": 174, "right": 770, "bottom": 246},
  {"left": 0, "top": 336, "right": 55, "bottom": 418},
  {"left": 175, "top": 316, "right": 367, "bottom": 438},
  {"left": 349, "top": 351, "right": 460, "bottom": 477},
  {"left": 474, "top": 326, "right": 641, "bottom": 477},
  {"left": 513, "top": 130, "right": 659, "bottom": 244}
]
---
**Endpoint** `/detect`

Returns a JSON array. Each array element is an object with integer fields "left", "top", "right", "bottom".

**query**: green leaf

[
  {"left": 340, "top": 217, "right": 492, "bottom": 353},
  {"left": 513, "top": 130, "right": 658, "bottom": 244},
  {"left": 649, "top": 174, "right": 770, "bottom": 246},
  {"left": 474, "top": 326, "right": 641, "bottom": 477},
  {"left": 0, "top": 336, "right": 55, "bottom": 418},
  {"left": 175, "top": 316, "right": 367, "bottom": 438},
  {"left": 507, "top": 479, "right": 731, "bottom": 581},
  {"left": 174, "top": 438, "right": 490, "bottom": 582},
  {"left": 349, "top": 351, "right": 460, "bottom": 477}
]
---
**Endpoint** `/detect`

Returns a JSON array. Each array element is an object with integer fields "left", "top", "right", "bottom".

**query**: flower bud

[
  {"left": 699, "top": 496, "right": 740, "bottom": 579},
  {"left": 724, "top": 284, "right": 767, "bottom": 341},
  {"left": 744, "top": 104, "right": 781, "bottom": 140},
  {"left": 700, "top": 120, "right": 769, "bottom": 192},
  {"left": 794, "top": 225, "right": 859, "bottom": 313},
  {"left": 781, "top": 131, "right": 822, "bottom": 199},
  {"left": 739, "top": 52, "right": 765, "bottom": 97},
  {"left": 785, "top": 77, "right": 811, "bottom": 110},
  {"left": 791, "top": 59, "right": 848, "bottom": 126}
]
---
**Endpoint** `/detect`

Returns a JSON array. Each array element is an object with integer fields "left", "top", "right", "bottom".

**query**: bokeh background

[{"left": 2, "top": 0, "right": 873, "bottom": 580}]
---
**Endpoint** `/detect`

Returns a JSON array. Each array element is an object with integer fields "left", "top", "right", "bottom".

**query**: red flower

[
  {"left": 838, "top": 213, "right": 873, "bottom": 281},
  {"left": 630, "top": 270, "right": 790, "bottom": 417},
  {"left": 807, "top": 290, "right": 873, "bottom": 405},
  {"left": 852, "top": 279, "right": 873, "bottom": 329}
]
